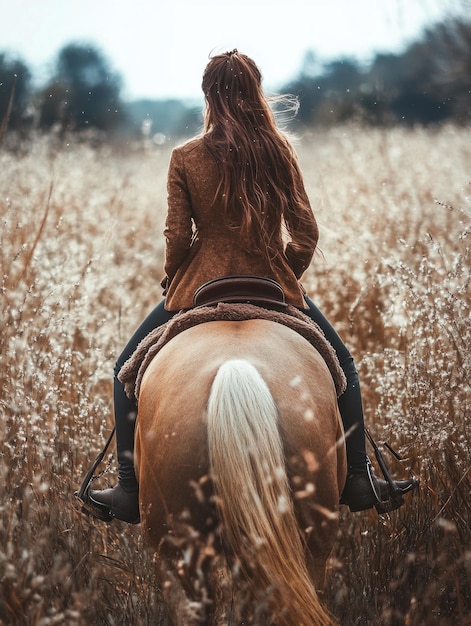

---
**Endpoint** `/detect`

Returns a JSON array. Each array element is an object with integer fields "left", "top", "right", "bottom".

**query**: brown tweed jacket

[{"left": 162, "top": 136, "right": 319, "bottom": 311}]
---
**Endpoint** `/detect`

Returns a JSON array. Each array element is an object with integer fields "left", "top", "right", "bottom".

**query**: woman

[{"left": 89, "top": 50, "right": 416, "bottom": 524}]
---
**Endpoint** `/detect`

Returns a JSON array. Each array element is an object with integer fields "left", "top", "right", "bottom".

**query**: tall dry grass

[{"left": 0, "top": 126, "right": 469, "bottom": 625}]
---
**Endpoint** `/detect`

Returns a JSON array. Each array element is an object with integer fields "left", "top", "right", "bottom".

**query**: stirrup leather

[{"left": 74, "top": 426, "right": 116, "bottom": 522}]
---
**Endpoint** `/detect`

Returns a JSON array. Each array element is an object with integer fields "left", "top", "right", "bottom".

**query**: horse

[{"left": 134, "top": 318, "right": 347, "bottom": 625}]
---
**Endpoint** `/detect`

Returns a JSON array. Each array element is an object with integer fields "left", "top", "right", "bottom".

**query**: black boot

[
  {"left": 340, "top": 460, "right": 419, "bottom": 513},
  {"left": 88, "top": 371, "right": 141, "bottom": 524},
  {"left": 332, "top": 345, "right": 418, "bottom": 512},
  {"left": 86, "top": 301, "right": 175, "bottom": 525},
  {"left": 89, "top": 481, "right": 140, "bottom": 524}
]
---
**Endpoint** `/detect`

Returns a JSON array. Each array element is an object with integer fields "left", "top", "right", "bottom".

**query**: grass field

[{"left": 1, "top": 124, "right": 470, "bottom": 625}]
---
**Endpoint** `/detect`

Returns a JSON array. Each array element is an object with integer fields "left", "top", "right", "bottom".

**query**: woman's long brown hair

[{"left": 201, "top": 50, "right": 314, "bottom": 265}]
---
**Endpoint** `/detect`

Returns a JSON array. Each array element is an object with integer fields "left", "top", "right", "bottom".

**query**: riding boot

[
  {"left": 89, "top": 300, "right": 176, "bottom": 524},
  {"left": 303, "top": 296, "right": 418, "bottom": 512},
  {"left": 335, "top": 354, "right": 418, "bottom": 511},
  {"left": 340, "top": 461, "right": 419, "bottom": 512},
  {"left": 89, "top": 378, "right": 140, "bottom": 524}
]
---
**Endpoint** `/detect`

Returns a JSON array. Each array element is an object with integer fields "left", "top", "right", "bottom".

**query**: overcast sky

[{"left": 2, "top": 0, "right": 468, "bottom": 101}]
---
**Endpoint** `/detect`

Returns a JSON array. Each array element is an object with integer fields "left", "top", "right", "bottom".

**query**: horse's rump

[{"left": 135, "top": 319, "right": 346, "bottom": 624}]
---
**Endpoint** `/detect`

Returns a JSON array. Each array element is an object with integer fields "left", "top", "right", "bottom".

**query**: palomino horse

[{"left": 134, "top": 318, "right": 347, "bottom": 625}]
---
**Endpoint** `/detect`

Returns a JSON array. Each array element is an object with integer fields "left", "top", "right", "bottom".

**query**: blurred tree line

[
  {"left": 0, "top": 42, "right": 202, "bottom": 145},
  {"left": 286, "top": 17, "right": 471, "bottom": 128},
  {"left": 0, "top": 15, "right": 469, "bottom": 145}
]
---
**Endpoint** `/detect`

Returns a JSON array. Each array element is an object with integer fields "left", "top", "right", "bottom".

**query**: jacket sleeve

[
  {"left": 163, "top": 147, "right": 194, "bottom": 286},
  {"left": 284, "top": 174, "right": 319, "bottom": 279}
]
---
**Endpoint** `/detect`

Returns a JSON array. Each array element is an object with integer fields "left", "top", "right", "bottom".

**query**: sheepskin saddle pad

[{"left": 118, "top": 302, "right": 347, "bottom": 401}]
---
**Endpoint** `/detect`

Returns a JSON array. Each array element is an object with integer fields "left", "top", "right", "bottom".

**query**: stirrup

[
  {"left": 365, "top": 428, "right": 418, "bottom": 514},
  {"left": 365, "top": 460, "right": 404, "bottom": 513}
]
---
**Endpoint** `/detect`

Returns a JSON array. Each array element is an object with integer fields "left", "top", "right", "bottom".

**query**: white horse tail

[{"left": 207, "top": 359, "right": 335, "bottom": 626}]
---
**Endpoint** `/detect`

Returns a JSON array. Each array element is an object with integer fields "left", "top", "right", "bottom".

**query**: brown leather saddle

[{"left": 193, "top": 275, "right": 287, "bottom": 310}]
